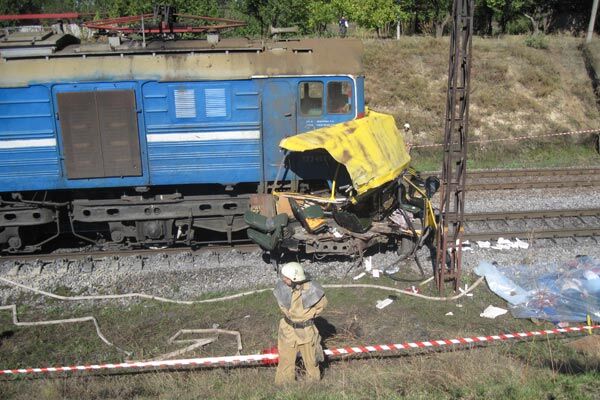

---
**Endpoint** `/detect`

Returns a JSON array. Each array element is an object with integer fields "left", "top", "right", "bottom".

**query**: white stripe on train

[{"left": 147, "top": 130, "right": 261, "bottom": 142}]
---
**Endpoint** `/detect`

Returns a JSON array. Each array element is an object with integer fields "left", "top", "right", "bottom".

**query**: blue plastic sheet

[{"left": 474, "top": 256, "right": 600, "bottom": 323}]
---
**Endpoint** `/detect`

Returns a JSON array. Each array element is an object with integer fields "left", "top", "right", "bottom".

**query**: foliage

[
  {"left": 524, "top": 33, "right": 549, "bottom": 49},
  {"left": 506, "top": 15, "right": 531, "bottom": 34},
  {"left": 345, "top": 0, "right": 400, "bottom": 37},
  {"left": 0, "top": 0, "right": 596, "bottom": 36}
]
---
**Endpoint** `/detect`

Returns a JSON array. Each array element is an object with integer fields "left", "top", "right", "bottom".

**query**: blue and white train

[{"left": 0, "top": 32, "right": 368, "bottom": 252}]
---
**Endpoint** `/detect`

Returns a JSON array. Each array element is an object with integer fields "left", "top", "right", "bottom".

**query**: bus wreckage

[{"left": 244, "top": 110, "right": 440, "bottom": 262}]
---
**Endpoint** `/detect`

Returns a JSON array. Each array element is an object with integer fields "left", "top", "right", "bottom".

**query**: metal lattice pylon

[{"left": 435, "top": 0, "right": 474, "bottom": 293}]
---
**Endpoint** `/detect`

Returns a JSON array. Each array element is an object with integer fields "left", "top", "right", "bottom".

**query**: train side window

[
  {"left": 327, "top": 81, "right": 352, "bottom": 114},
  {"left": 299, "top": 82, "right": 323, "bottom": 116}
]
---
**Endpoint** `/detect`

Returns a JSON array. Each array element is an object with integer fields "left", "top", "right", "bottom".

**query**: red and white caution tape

[
  {"left": 412, "top": 128, "right": 600, "bottom": 149},
  {"left": 2, "top": 325, "right": 598, "bottom": 376}
]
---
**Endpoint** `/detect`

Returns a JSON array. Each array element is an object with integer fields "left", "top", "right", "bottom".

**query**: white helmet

[{"left": 281, "top": 262, "right": 306, "bottom": 282}]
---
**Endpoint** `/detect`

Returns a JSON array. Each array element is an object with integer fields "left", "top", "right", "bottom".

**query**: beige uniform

[{"left": 275, "top": 282, "right": 328, "bottom": 384}]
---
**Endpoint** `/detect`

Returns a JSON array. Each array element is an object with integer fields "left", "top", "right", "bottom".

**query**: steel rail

[
  {"left": 466, "top": 179, "right": 600, "bottom": 191},
  {"left": 463, "top": 227, "right": 600, "bottom": 241},
  {"left": 457, "top": 208, "right": 600, "bottom": 221},
  {"left": 457, "top": 208, "right": 600, "bottom": 242},
  {"left": 466, "top": 167, "right": 600, "bottom": 178},
  {"left": 425, "top": 167, "right": 600, "bottom": 178},
  {"left": 0, "top": 243, "right": 259, "bottom": 265},
  {"left": 424, "top": 167, "right": 600, "bottom": 190}
]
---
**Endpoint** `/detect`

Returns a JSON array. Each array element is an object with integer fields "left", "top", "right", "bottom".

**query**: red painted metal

[
  {"left": 0, "top": 13, "right": 82, "bottom": 21},
  {"left": 84, "top": 13, "right": 245, "bottom": 34}
]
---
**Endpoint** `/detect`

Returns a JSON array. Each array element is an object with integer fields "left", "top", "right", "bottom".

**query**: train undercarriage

[
  {"left": 0, "top": 189, "right": 251, "bottom": 253},
  {"left": 0, "top": 169, "right": 438, "bottom": 256}
]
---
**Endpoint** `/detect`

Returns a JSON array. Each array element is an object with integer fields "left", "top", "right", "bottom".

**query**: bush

[
  {"left": 524, "top": 34, "right": 549, "bottom": 49},
  {"left": 508, "top": 16, "right": 533, "bottom": 35}
]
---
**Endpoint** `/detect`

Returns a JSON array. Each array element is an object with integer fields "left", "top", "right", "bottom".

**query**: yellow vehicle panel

[{"left": 279, "top": 110, "right": 411, "bottom": 196}]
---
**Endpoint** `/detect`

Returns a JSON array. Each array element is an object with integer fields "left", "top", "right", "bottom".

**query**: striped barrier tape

[
  {"left": 411, "top": 128, "right": 600, "bottom": 149},
  {"left": 1, "top": 324, "right": 598, "bottom": 376}
]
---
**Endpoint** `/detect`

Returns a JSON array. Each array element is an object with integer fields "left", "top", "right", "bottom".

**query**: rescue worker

[{"left": 273, "top": 262, "right": 327, "bottom": 384}]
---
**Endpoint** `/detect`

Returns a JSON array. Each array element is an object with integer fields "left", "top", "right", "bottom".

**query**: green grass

[
  {"left": 365, "top": 35, "right": 600, "bottom": 166},
  {"left": 1, "top": 273, "right": 599, "bottom": 399},
  {"left": 410, "top": 141, "right": 600, "bottom": 172}
]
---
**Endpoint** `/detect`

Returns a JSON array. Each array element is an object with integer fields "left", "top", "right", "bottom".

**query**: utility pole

[
  {"left": 588, "top": 0, "right": 599, "bottom": 43},
  {"left": 435, "top": 0, "right": 474, "bottom": 293}
]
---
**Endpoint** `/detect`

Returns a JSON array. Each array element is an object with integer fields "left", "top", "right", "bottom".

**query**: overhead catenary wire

[{"left": 411, "top": 128, "right": 600, "bottom": 149}]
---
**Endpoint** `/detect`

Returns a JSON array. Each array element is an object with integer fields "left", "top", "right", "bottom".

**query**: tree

[
  {"left": 346, "top": 0, "right": 400, "bottom": 37},
  {"left": 307, "top": 0, "right": 336, "bottom": 35},
  {"left": 486, "top": 0, "right": 524, "bottom": 34},
  {"left": 429, "top": 0, "right": 452, "bottom": 37},
  {"left": 522, "top": 0, "right": 559, "bottom": 34},
  {"left": 241, "top": 0, "right": 309, "bottom": 36}
]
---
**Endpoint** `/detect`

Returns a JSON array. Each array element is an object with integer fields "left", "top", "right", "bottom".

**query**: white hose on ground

[
  {"left": 0, "top": 275, "right": 483, "bottom": 304},
  {"left": 0, "top": 275, "right": 485, "bottom": 357},
  {"left": 0, "top": 304, "right": 132, "bottom": 356},
  {"left": 324, "top": 277, "right": 484, "bottom": 301},
  {"left": 0, "top": 276, "right": 271, "bottom": 304}
]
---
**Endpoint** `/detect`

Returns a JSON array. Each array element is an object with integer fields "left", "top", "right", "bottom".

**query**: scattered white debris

[
  {"left": 353, "top": 272, "right": 366, "bottom": 281},
  {"left": 376, "top": 298, "right": 394, "bottom": 309},
  {"left": 480, "top": 305, "right": 508, "bottom": 319},
  {"left": 515, "top": 238, "right": 529, "bottom": 249},
  {"left": 584, "top": 270, "right": 600, "bottom": 280},
  {"left": 385, "top": 266, "right": 400, "bottom": 275},
  {"left": 458, "top": 284, "right": 474, "bottom": 297},
  {"left": 459, "top": 240, "right": 474, "bottom": 252},
  {"left": 456, "top": 304, "right": 463, "bottom": 308},
  {"left": 330, "top": 228, "right": 344, "bottom": 239},
  {"left": 491, "top": 237, "right": 513, "bottom": 250},
  {"left": 445, "top": 311, "right": 454, "bottom": 316},
  {"left": 478, "top": 238, "right": 530, "bottom": 250},
  {"left": 404, "top": 285, "right": 419, "bottom": 294},
  {"left": 364, "top": 256, "right": 372, "bottom": 272}
]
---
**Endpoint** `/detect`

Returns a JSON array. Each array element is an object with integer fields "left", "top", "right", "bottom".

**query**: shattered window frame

[{"left": 299, "top": 81, "right": 323, "bottom": 116}]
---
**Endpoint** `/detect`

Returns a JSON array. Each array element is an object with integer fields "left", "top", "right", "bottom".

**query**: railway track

[
  {"left": 458, "top": 208, "right": 600, "bottom": 242},
  {"left": 1, "top": 208, "right": 599, "bottom": 265},
  {"left": 427, "top": 167, "right": 600, "bottom": 190},
  {"left": 0, "top": 243, "right": 260, "bottom": 266}
]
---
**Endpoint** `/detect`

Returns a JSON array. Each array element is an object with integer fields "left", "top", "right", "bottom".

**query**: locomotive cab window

[
  {"left": 327, "top": 81, "right": 352, "bottom": 114},
  {"left": 299, "top": 82, "right": 323, "bottom": 116}
]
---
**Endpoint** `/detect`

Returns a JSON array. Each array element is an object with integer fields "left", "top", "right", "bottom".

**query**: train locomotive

[{"left": 0, "top": 26, "right": 438, "bottom": 258}]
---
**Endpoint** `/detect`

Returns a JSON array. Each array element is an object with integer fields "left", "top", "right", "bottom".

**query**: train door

[
  {"left": 52, "top": 83, "right": 148, "bottom": 187},
  {"left": 262, "top": 81, "right": 296, "bottom": 182}
]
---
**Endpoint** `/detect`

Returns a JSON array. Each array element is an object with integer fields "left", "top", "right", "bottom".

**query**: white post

[
  {"left": 141, "top": 14, "right": 146, "bottom": 48},
  {"left": 396, "top": 20, "right": 400, "bottom": 40},
  {"left": 587, "top": 0, "right": 599, "bottom": 43}
]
